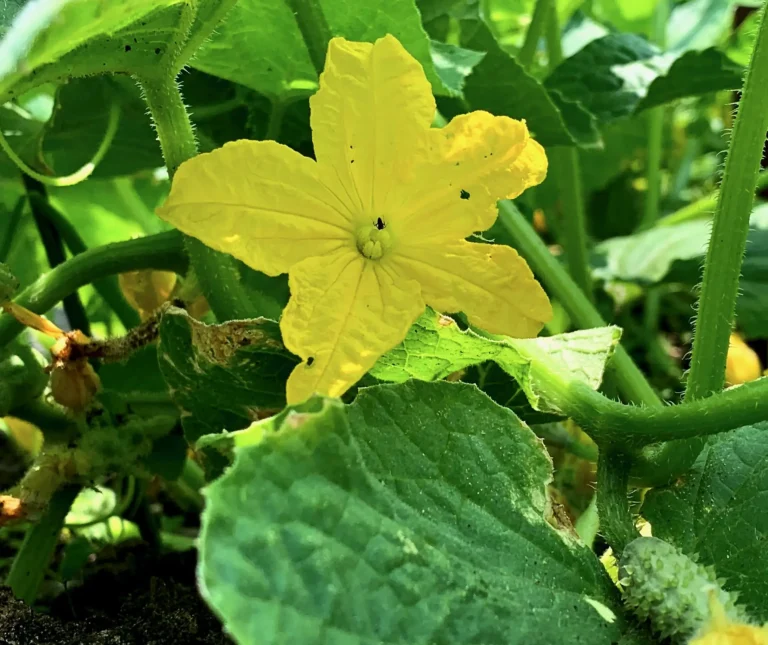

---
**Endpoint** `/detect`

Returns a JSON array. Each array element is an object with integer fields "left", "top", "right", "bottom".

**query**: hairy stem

[
  {"left": 136, "top": 74, "right": 258, "bottom": 322},
  {"left": 0, "top": 231, "right": 186, "bottom": 347},
  {"left": 5, "top": 484, "right": 80, "bottom": 604},
  {"left": 498, "top": 201, "right": 661, "bottom": 407},
  {"left": 642, "top": 5, "right": 768, "bottom": 484},
  {"left": 597, "top": 451, "right": 638, "bottom": 553}
]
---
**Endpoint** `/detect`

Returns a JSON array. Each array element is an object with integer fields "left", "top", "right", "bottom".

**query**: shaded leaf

[
  {"left": 643, "top": 422, "right": 768, "bottom": 622},
  {"left": 199, "top": 380, "right": 625, "bottom": 645},
  {"left": 192, "top": 0, "right": 451, "bottom": 100},
  {"left": 461, "top": 19, "right": 599, "bottom": 146},
  {"left": 429, "top": 40, "right": 486, "bottom": 97},
  {"left": 545, "top": 34, "right": 742, "bottom": 124}
]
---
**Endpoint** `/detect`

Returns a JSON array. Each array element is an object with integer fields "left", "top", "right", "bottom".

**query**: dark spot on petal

[
  {"left": 455, "top": 162, "right": 460, "bottom": 166},
  {"left": 350, "top": 159, "right": 355, "bottom": 164},
  {"left": 349, "top": 145, "right": 353, "bottom": 149},
  {"left": 460, "top": 189, "right": 470, "bottom": 200},
  {"left": 124, "top": 45, "right": 131, "bottom": 52},
  {"left": 375, "top": 217, "right": 385, "bottom": 230},
  {"left": 307, "top": 357, "right": 315, "bottom": 366}
]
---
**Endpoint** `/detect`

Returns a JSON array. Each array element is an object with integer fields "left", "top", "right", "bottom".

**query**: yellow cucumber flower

[{"left": 158, "top": 35, "right": 552, "bottom": 404}]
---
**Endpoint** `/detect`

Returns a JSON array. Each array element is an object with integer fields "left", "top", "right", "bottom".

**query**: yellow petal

[
  {"left": 281, "top": 250, "right": 424, "bottom": 403},
  {"left": 392, "top": 111, "right": 547, "bottom": 240},
  {"left": 157, "top": 140, "right": 355, "bottom": 277},
  {"left": 391, "top": 241, "right": 552, "bottom": 337},
  {"left": 310, "top": 35, "right": 435, "bottom": 218}
]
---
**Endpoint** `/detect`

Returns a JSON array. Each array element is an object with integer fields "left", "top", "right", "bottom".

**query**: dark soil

[{"left": 0, "top": 544, "right": 231, "bottom": 645}]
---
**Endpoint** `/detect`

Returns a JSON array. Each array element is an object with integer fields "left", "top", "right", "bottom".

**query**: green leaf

[
  {"left": 199, "top": 380, "right": 625, "bottom": 645},
  {"left": 636, "top": 48, "right": 744, "bottom": 113},
  {"left": 545, "top": 34, "right": 742, "bottom": 124},
  {"left": 157, "top": 307, "right": 298, "bottom": 442},
  {"left": 591, "top": 0, "right": 659, "bottom": 37},
  {"left": 643, "top": 422, "right": 768, "bottom": 622},
  {"left": 665, "top": 0, "right": 737, "bottom": 53},
  {"left": 0, "top": 0, "right": 185, "bottom": 99},
  {"left": 192, "top": 0, "right": 451, "bottom": 100},
  {"left": 371, "top": 310, "right": 621, "bottom": 416},
  {"left": 429, "top": 40, "right": 485, "bottom": 98},
  {"left": 461, "top": 19, "right": 599, "bottom": 146},
  {"left": 39, "top": 76, "right": 163, "bottom": 178},
  {"left": 594, "top": 220, "right": 768, "bottom": 338},
  {"left": 592, "top": 219, "right": 711, "bottom": 284}
]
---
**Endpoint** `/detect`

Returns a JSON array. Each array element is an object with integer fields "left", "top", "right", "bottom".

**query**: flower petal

[
  {"left": 281, "top": 250, "right": 424, "bottom": 403},
  {"left": 393, "top": 111, "right": 547, "bottom": 241},
  {"left": 310, "top": 35, "right": 435, "bottom": 219},
  {"left": 391, "top": 241, "right": 552, "bottom": 337},
  {"left": 157, "top": 140, "right": 355, "bottom": 277}
]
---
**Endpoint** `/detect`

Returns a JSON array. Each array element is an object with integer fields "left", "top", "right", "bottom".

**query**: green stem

[
  {"left": 640, "top": 108, "right": 665, "bottom": 230},
  {"left": 24, "top": 178, "right": 91, "bottom": 337},
  {"left": 596, "top": 451, "right": 638, "bottom": 553},
  {"left": 638, "top": 0, "right": 669, "bottom": 231},
  {"left": 0, "top": 231, "right": 186, "bottom": 347},
  {"left": 544, "top": 7, "right": 593, "bottom": 300},
  {"left": 549, "top": 147, "right": 593, "bottom": 299},
  {"left": 175, "top": 0, "right": 239, "bottom": 73},
  {"left": 518, "top": 0, "right": 554, "bottom": 71},
  {"left": 136, "top": 74, "right": 259, "bottom": 322},
  {"left": 0, "top": 197, "right": 25, "bottom": 263},
  {"left": 284, "top": 0, "right": 333, "bottom": 75},
  {"left": 265, "top": 99, "right": 287, "bottom": 142},
  {"left": 642, "top": 5, "right": 768, "bottom": 483},
  {"left": 498, "top": 201, "right": 661, "bottom": 407},
  {"left": 165, "top": 457, "right": 205, "bottom": 511},
  {"left": 30, "top": 193, "right": 140, "bottom": 329},
  {"left": 541, "top": 372, "right": 768, "bottom": 450},
  {"left": 5, "top": 484, "right": 80, "bottom": 604},
  {"left": 0, "top": 103, "right": 119, "bottom": 187}
]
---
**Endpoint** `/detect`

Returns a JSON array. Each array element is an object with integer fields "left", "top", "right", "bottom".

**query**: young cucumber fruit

[{"left": 619, "top": 536, "right": 748, "bottom": 641}]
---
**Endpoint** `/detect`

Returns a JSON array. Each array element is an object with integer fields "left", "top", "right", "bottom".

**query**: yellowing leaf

[{"left": 281, "top": 250, "right": 423, "bottom": 404}]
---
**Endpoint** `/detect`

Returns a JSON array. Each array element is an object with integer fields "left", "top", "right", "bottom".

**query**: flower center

[{"left": 355, "top": 217, "right": 392, "bottom": 260}]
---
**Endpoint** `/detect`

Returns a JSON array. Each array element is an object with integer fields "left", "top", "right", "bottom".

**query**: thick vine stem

[
  {"left": 498, "top": 201, "right": 661, "bottom": 407},
  {"left": 0, "top": 231, "right": 187, "bottom": 347},
  {"left": 136, "top": 74, "right": 259, "bottom": 322},
  {"left": 5, "top": 484, "right": 80, "bottom": 603},
  {"left": 596, "top": 451, "right": 638, "bottom": 554},
  {"left": 643, "top": 4, "right": 768, "bottom": 483}
]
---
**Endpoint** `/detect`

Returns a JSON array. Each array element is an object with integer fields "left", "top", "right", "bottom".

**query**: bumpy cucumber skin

[{"left": 619, "top": 536, "right": 746, "bottom": 641}]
